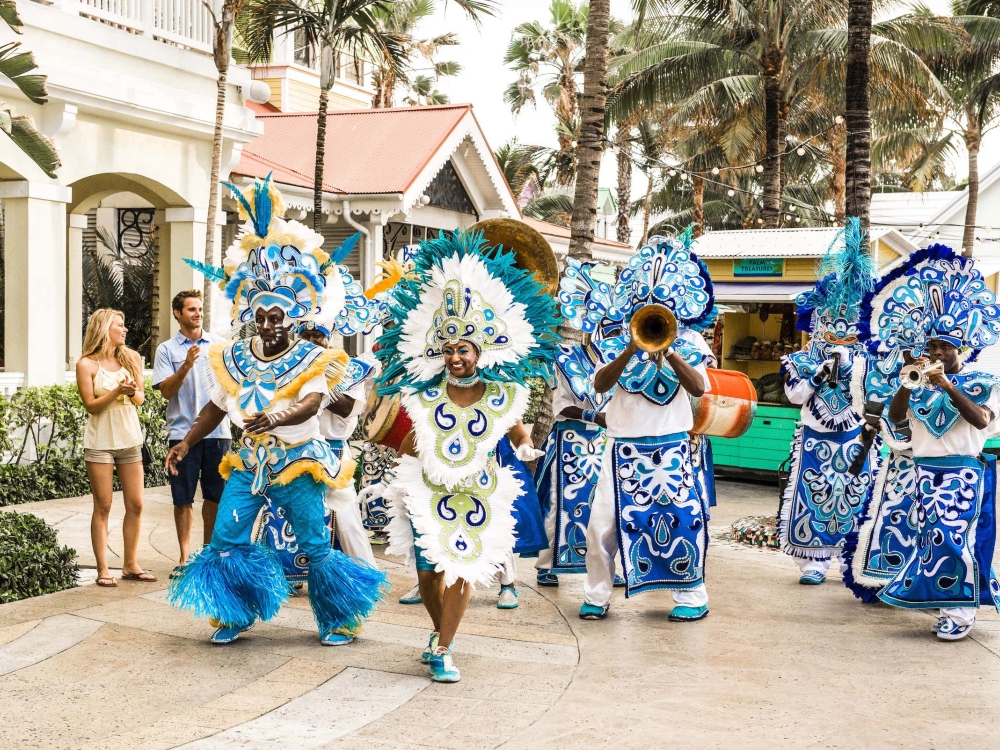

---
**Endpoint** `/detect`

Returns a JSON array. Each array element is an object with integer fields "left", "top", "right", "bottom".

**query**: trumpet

[
  {"left": 899, "top": 361, "right": 944, "bottom": 390},
  {"left": 630, "top": 304, "right": 678, "bottom": 368}
]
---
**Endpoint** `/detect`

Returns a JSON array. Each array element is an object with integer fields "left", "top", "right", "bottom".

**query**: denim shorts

[{"left": 168, "top": 438, "right": 230, "bottom": 506}]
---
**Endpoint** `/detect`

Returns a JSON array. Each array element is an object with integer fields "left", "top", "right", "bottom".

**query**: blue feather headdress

[
  {"left": 183, "top": 174, "right": 378, "bottom": 335},
  {"left": 860, "top": 243, "right": 1000, "bottom": 362},
  {"left": 374, "top": 229, "right": 561, "bottom": 394},
  {"left": 558, "top": 235, "right": 714, "bottom": 343}
]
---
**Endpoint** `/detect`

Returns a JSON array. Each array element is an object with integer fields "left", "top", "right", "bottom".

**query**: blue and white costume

[
  {"left": 167, "top": 176, "right": 388, "bottom": 641},
  {"left": 680, "top": 312, "right": 719, "bottom": 512},
  {"left": 562, "top": 237, "right": 715, "bottom": 615},
  {"left": 533, "top": 341, "right": 609, "bottom": 575},
  {"left": 779, "top": 220, "right": 879, "bottom": 582},
  {"left": 860, "top": 244, "right": 1000, "bottom": 637}
]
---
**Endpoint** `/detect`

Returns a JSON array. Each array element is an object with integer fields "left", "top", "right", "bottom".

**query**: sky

[{"left": 417, "top": 0, "right": 1000, "bottom": 200}]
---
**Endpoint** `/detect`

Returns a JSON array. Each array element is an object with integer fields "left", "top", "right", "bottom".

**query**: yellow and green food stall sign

[{"left": 733, "top": 258, "right": 784, "bottom": 277}]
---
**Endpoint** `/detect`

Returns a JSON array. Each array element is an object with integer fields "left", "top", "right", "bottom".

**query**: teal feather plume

[{"left": 183, "top": 257, "right": 227, "bottom": 284}]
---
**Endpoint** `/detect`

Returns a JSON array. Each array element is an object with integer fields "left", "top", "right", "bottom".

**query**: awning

[{"left": 712, "top": 281, "right": 812, "bottom": 303}]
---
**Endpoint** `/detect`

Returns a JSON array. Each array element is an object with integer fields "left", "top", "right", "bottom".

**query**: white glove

[
  {"left": 514, "top": 443, "right": 545, "bottom": 462},
  {"left": 357, "top": 483, "right": 384, "bottom": 506}
]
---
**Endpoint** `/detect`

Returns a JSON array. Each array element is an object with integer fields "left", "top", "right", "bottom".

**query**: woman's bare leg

[
  {"left": 87, "top": 462, "right": 115, "bottom": 579},
  {"left": 438, "top": 578, "right": 473, "bottom": 649},
  {"left": 117, "top": 461, "right": 146, "bottom": 575},
  {"left": 418, "top": 569, "right": 445, "bottom": 631}
]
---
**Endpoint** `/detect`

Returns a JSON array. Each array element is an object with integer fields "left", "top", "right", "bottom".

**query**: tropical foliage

[
  {"left": 0, "top": 0, "right": 59, "bottom": 177},
  {"left": 0, "top": 512, "right": 77, "bottom": 603}
]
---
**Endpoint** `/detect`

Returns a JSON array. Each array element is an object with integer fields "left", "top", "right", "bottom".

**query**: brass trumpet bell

[
  {"left": 630, "top": 303, "right": 678, "bottom": 364},
  {"left": 470, "top": 218, "right": 560, "bottom": 297}
]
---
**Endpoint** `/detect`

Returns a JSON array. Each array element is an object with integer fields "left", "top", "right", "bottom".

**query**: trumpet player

[
  {"left": 778, "top": 221, "right": 879, "bottom": 586},
  {"left": 573, "top": 237, "right": 716, "bottom": 623}
]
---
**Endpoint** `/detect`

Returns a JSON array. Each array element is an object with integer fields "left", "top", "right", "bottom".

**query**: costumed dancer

[
  {"left": 494, "top": 435, "right": 547, "bottom": 608},
  {"left": 566, "top": 236, "right": 716, "bottom": 623},
  {"left": 165, "top": 176, "right": 388, "bottom": 645},
  {"left": 778, "top": 219, "right": 879, "bottom": 585},
  {"left": 840, "top": 302, "right": 918, "bottom": 602},
  {"left": 532, "top": 261, "right": 613, "bottom": 588},
  {"left": 868, "top": 244, "right": 1000, "bottom": 640},
  {"left": 363, "top": 229, "right": 559, "bottom": 682}
]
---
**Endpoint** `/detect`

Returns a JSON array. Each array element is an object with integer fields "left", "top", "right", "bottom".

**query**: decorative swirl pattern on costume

[
  {"left": 782, "top": 349, "right": 861, "bottom": 430},
  {"left": 611, "top": 435, "right": 707, "bottom": 597},
  {"left": 554, "top": 343, "right": 611, "bottom": 410},
  {"left": 909, "top": 370, "right": 999, "bottom": 438},
  {"left": 598, "top": 337, "right": 706, "bottom": 406},
  {"left": 220, "top": 338, "right": 328, "bottom": 416},
  {"left": 618, "top": 239, "right": 713, "bottom": 323}
]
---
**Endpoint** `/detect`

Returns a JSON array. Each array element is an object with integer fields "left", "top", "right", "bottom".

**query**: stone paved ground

[{"left": 2, "top": 479, "right": 999, "bottom": 749}]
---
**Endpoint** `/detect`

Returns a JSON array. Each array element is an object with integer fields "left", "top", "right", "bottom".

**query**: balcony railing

[{"left": 54, "top": 0, "right": 214, "bottom": 55}]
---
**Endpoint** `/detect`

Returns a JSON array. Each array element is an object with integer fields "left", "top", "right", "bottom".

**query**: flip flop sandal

[
  {"left": 96, "top": 577, "right": 117, "bottom": 588},
  {"left": 121, "top": 571, "right": 158, "bottom": 582}
]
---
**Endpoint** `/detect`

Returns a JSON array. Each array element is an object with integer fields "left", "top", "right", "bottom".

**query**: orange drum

[
  {"left": 361, "top": 389, "right": 413, "bottom": 452},
  {"left": 690, "top": 368, "right": 757, "bottom": 439}
]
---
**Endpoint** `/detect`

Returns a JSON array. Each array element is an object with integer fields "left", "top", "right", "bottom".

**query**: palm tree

[
  {"left": 371, "top": 0, "right": 462, "bottom": 108},
  {"left": 872, "top": 125, "right": 957, "bottom": 192},
  {"left": 0, "top": 1, "right": 59, "bottom": 178},
  {"left": 242, "top": 0, "right": 410, "bottom": 232},
  {"left": 919, "top": 2, "right": 1000, "bottom": 254},
  {"left": 493, "top": 138, "right": 548, "bottom": 198},
  {"left": 614, "top": 123, "right": 633, "bottom": 244}
]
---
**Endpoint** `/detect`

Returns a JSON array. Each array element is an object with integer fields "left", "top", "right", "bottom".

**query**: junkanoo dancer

[
  {"left": 166, "top": 177, "right": 387, "bottom": 645},
  {"left": 778, "top": 219, "right": 879, "bottom": 585},
  {"left": 532, "top": 333, "right": 610, "bottom": 587},
  {"left": 868, "top": 245, "right": 1000, "bottom": 640},
  {"left": 364, "top": 229, "right": 559, "bottom": 682},
  {"left": 563, "top": 237, "right": 715, "bottom": 622}
]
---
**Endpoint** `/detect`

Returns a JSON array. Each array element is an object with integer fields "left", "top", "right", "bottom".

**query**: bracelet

[{"left": 582, "top": 409, "right": 599, "bottom": 424}]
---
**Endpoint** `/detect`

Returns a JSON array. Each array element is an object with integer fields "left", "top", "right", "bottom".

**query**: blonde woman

[{"left": 76, "top": 309, "right": 156, "bottom": 587}]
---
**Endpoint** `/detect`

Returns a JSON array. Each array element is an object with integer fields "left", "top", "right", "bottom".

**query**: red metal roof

[{"left": 233, "top": 104, "right": 472, "bottom": 196}]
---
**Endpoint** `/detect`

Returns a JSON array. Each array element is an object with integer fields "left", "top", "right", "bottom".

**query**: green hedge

[
  {"left": 0, "top": 511, "right": 78, "bottom": 602},
  {"left": 0, "top": 378, "right": 169, "bottom": 507}
]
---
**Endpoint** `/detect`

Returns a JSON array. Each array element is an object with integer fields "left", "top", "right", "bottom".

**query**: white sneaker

[
  {"left": 497, "top": 585, "right": 519, "bottom": 609},
  {"left": 399, "top": 584, "right": 422, "bottom": 605}
]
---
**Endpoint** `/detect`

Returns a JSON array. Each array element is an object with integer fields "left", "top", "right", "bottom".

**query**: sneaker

[
  {"left": 497, "top": 585, "right": 519, "bottom": 609},
  {"left": 536, "top": 570, "right": 559, "bottom": 587},
  {"left": 399, "top": 584, "right": 423, "bottom": 605},
  {"left": 613, "top": 574, "right": 626, "bottom": 588},
  {"left": 936, "top": 618, "right": 973, "bottom": 641},
  {"left": 428, "top": 648, "right": 461, "bottom": 683},
  {"left": 933, "top": 617, "right": 948, "bottom": 633},
  {"left": 668, "top": 604, "right": 709, "bottom": 622},
  {"left": 799, "top": 571, "right": 826, "bottom": 585},
  {"left": 579, "top": 602, "right": 609, "bottom": 620},
  {"left": 321, "top": 629, "right": 356, "bottom": 646},
  {"left": 210, "top": 621, "right": 255, "bottom": 644},
  {"left": 369, "top": 530, "right": 389, "bottom": 546},
  {"left": 421, "top": 631, "right": 440, "bottom": 664}
]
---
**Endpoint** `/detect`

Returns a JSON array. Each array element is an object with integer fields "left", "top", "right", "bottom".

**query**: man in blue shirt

[{"left": 153, "top": 290, "right": 230, "bottom": 571}]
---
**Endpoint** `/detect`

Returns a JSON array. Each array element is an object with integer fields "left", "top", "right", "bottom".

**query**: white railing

[{"left": 53, "top": 0, "right": 214, "bottom": 55}]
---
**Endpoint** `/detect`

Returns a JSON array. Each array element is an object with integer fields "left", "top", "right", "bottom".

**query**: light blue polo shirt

[{"left": 152, "top": 331, "right": 231, "bottom": 441}]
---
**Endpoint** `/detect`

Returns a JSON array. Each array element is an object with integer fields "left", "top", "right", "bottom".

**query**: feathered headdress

[
  {"left": 185, "top": 175, "right": 379, "bottom": 336},
  {"left": 374, "top": 230, "right": 561, "bottom": 394},
  {"left": 558, "top": 235, "right": 715, "bottom": 343},
  {"left": 861, "top": 243, "right": 1000, "bottom": 362}
]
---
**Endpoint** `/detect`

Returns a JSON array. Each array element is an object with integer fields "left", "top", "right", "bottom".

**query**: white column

[
  {"left": 164, "top": 207, "right": 224, "bottom": 337},
  {"left": 66, "top": 213, "right": 88, "bottom": 367},
  {"left": 0, "top": 181, "right": 72, "bottom": 386}
]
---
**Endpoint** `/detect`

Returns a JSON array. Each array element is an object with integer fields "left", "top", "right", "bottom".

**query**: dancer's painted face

[
  {"left": 443, "top": 340, "right": 479, "bottom": 378},
  {"left": 255, "top": 307, "right": 290, "bottom": 349}
]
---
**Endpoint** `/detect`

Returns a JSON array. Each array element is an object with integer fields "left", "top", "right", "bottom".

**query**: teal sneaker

[
  {"left": 613, "top": 574, "right": 626, "bottom": 588},
  {"left": 421, "top": 631, "right": 440, "bottom": 664},
  {"left": 210, "top": 621, "right": 254, "bottom": 644},
  {"left": 497, "top": 585, "right": 519, "bottom": 609},
  {"left": 399, "top": 584, "right": 423, "bottom": 605},
  {"left": 428, "top": 648, "right": 461, "bottom": 683},
  {"left": 536, "top": 570, "right": 559, "bottom": 587},
  {"left": 579, "top": 602, "right": 609, "bottom": 620},
  {"left": 668, "top": 604, "right": 709, "bottom": 622},
  {"left": 321, "top": 630, "right": 355, "bottom": 647},
  {"left": 799, "top": 571, "right": 826, "bottom": 585}
]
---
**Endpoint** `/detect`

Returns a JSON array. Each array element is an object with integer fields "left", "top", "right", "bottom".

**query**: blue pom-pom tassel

[
  {"left": 167, "top": 544, "right": 290, "bottom": 628},
  {"left": 307, "top": 550, "right": 390, "bottom": 634}
]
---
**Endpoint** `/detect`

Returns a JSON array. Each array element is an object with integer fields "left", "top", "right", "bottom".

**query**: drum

[
  {"left": 690, "top": 368, "right": 757, "bottom": 439},
  {"left": 361, "top": 389, "right": 413, "bottom": 452}
]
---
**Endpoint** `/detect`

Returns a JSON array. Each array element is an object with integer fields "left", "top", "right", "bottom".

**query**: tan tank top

[{"left": 83, "top": 363, "right": 143, "bottom": 450}]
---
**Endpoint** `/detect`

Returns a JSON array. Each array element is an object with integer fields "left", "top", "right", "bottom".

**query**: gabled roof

[
  {"left": 695, "top": 226, "right": 918, "bottom": 260},
  {"left": 522, "top": 217, "right": 634, "bottom": 264},
  {"left": 231, "top": 104, "right": 519, "bottom": 215}
]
